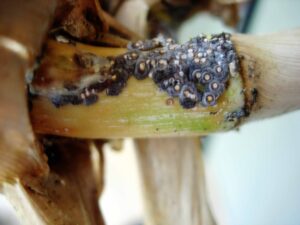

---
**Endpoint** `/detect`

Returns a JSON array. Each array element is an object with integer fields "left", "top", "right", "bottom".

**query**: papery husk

[{"left": 135, "top": 137, "right": 216, "bottom": 225}]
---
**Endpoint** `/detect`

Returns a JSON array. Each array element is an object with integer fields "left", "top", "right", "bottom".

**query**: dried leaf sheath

[
  {"left": 233, "top": 29, "right": 300, "bottom": 119},
  {"left": 30, "top": 38, "right": 245, "bottom": 138},
  {"left": 0, "top": 0, "right": 57, "bottom": 184},
  {"left": 0, "top": 50, "right": 48, "bottom": 184}
]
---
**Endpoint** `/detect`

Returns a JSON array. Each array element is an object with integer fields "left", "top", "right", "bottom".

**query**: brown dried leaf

[
  {"left": 54, "top": 0, "right": 107, "bottom": 40},
  {"left": 2, "top": 138, "right": 105, "bottom": 225}
]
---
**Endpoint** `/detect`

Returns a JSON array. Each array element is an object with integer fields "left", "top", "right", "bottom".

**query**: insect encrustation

[{"left": 32, "top": 33, "right": 240, "bottom": 109}]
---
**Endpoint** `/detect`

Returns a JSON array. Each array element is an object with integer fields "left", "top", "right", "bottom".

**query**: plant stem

[
  {"left": 30, "top": 39, "right": 245, "bottom": 138},
  {"left": 29, "top": 28, "right": 300, "bottom": 138}
]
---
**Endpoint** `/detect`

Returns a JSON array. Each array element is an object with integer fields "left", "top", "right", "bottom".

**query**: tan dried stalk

[{"left": 135, "top": 137, "right": 216, "bottom": 225}]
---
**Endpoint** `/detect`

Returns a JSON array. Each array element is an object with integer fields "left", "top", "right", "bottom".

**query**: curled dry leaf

[
  {"left": 53, "top": 0, "right": 141, "bottom": 42},
  {"left": 53, "top": 0, "right": 106, "bottom": 40}
]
